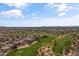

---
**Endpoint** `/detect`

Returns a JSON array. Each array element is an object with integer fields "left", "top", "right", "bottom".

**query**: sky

[{"left": 0, "top": 3, "right": 79, "bottom": 27}]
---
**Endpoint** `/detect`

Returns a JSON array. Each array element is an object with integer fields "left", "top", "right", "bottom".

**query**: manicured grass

[
  {"left": 7, "top": 34, "right": 56, "bottom": 56},
  {"left": 7, "top": 34, "right": 73, "bottom": 56},
  {"left": 53, "top": 35, "right": 73, "bottom": 55}
]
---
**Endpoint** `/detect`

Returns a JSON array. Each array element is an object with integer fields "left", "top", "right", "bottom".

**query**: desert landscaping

[{"left": 0, "top": 27, "right": 79, "bottom": 56}]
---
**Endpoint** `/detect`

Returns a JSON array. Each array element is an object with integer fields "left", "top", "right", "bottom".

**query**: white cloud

[
  {"left": 57, "top": 3, "right": 72, "bottom": 12},
  {"left": 46, "top": 3, "right": 73, "bottom": 17},
  {"left": 58, "top": 12, "right": 66, "bottom": 16},
  {"left": 45, "top": 3, "right": 58, "bottom": 8},
  {"left": 46, "top": 3, "right": 54, "bottom": 8},
  {"left": 0, "top": 9, "right": 24, "bottom": 17},
  {"left": 0, "top": 3, "right": 30, "bottom": 18},
  {"left": 5, "top": 3, "right": 29, "bottom": 9},
  {"left": 57, "top": 3, "right": 67, "bottom": 12},
  {"left": 57, "top": 3, "right": 73, "bottom": 17},
  {"left": 46, "top": 3, "right": 73, "bottom": 12}
]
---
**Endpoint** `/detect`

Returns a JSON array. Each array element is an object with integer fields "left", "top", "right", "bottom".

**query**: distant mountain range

[{"left": 0, "top": 26, "right": 79, "bottom": 30}]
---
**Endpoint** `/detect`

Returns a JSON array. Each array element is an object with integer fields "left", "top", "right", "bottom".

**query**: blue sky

[{"left": 0, "top": 3, "right": 79, "bottom": 27}]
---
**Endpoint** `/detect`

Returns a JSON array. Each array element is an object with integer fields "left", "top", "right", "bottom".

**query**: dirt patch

[{"left": 17, "top": 41, "right": 38, "bottom": 49}]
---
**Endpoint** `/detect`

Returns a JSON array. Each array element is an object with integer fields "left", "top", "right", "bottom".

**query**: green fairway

[
  {"left": 53, "top": 36, "right": 72, "bottom": 55},
  {"left": 7, "top": 34, "right": 72, "bottom": 56},
  {"left": 7, "top": 34, "right": 55, "bottom": 56}
]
